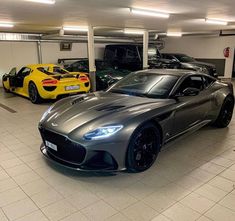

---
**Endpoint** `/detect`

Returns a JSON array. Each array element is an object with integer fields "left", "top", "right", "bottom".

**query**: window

[
  {"left": 9, "top": 67, "right": 16, "bottom": 76},
  {"left": 17, "top": 67, "right": 31, "bottom": 77},
  {"left": 202, "top": 76, "right": 215, "bottom": 88},
  {"left": 162, "top": 54, "right": 173, "bottom": 60},
  {"left": 109, "top": 72, "right": 179, "bottom": 98},
  {"left": 176, "top": 75, "right": 204, "bottom": 95}
]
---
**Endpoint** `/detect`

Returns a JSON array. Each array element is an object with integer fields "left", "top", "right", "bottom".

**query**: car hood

[{"left": 40, "top": 92, "right": 173, "bottom": 135}]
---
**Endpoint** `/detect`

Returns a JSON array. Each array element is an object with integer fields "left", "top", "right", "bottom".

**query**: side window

[
  {"left": 163, "top": 54, "right": 172, "bottom": 60},
  {"left": 202, "top": 76, "right": 215, "bottom": 88},
  {"left": 115, "top": 47, "right": 125, "bottom": 60},
  {"left": 9, "top": 67, "right": 17, "bottom": 76},
  {"left": 17, "top": 67, "right": 31, "bottom": 77},
  {"left": 176, "top": 75, "right": 204, "bottom": 95},
  {"left": 126, "top": 48, "right": 138, "bottom": 59},
  {"left": 104, "top": 47, "right": 116, "bottom": 60}
]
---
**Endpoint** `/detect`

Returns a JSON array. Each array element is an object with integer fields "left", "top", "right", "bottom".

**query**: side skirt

[{"left": 164, "top": 120, "right": 211, "bottom": 145}]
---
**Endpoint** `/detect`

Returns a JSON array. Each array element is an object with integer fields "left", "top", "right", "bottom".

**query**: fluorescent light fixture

[
  {"left": 205, "top": 18, "right": 228, "bottom": 25},
  {"left": 130, "top": 8, "right": 170, "bottom": 18},
  {"left": 0, "top": 23, "right": 14, "bottom": 28},
  {"left": 167, "top": 32, "right": 182, "bottom": 37},
  {"left": 124, "top": 28, "right": 145, "bottom": 35},
  {"left": 25, "top": 0, "right": 55, "bottom": 4},
  {"left": 63, "top": 26, "right": 88, "bottom": 32}
]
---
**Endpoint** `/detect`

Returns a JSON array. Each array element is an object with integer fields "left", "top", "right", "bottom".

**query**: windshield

[
  {"left": 174, "top": 54, "right": 195, "bottom": 62},
  {"left": 138, "top": 46, "right": 161, "bottom": 60},
  {"left": 109, "top": 72, "right": 179, "bottom": 98}
]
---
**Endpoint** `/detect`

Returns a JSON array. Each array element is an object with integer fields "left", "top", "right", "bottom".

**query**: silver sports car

[{"left": 39, "top": 69, "right": 234, "bottom": 172}]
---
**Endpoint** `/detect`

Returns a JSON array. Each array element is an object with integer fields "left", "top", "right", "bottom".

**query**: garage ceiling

[{"left": 0, "top": 0, "right": 235, "bottom": 35}]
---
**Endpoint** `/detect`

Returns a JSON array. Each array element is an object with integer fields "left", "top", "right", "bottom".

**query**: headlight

[
  {"left": 40, "top": 105, "right": 54, "bottom": 122},
  {"left": 84, "top": 125, "right": 123, "bottom": 140}
]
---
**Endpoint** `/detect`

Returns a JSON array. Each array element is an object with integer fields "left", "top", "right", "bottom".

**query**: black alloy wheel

[
  {"left": 214, "top": 96, "right": 234, "bottom": 128},
  {"left": 28, "top": 82, "right": 42, "bottom": 104},
  {"left": 127, "top": 123, "right": 161, "bottom": 172}
]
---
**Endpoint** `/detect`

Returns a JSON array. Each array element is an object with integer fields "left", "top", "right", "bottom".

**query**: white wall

[
  {"left": 0, "top": 41, "right": 106, "bottom": 86},
  {"left": 0, "top": 42, "right": 38, "bottom": 78},
  {"left": 162, "top": 36, "right": 235, "bottom": 78},
  {"left": 41, "top": 42, "right": 105, "bottom": 64}
]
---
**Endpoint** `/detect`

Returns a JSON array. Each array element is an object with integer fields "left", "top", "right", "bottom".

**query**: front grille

[{"left": 39, "top": 128, "right": 86, "bottom": 165}]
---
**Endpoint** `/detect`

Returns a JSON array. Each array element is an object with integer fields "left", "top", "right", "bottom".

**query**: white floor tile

[
  {"left": 41, "top": 199, "right": 77, "bottom": 221},
  {"left": 81, "top": 200, "right": 118, "bottom": 221},
  {"left": 205, "top": 204, "right": 235, "bottom": 221},
  {"left": 2, "top": 198, "right": 38, "bottom": 221},
  {"left": 163, "top": 203, "right": 201, "bottom": 221}
]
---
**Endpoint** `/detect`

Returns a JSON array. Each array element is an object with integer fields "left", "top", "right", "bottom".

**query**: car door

[
  {"left": 172, "top": 75, "right": 211, "bottom": 136},
  {"left": 9, "top": 67, "right": 31, "bottom": 88}
]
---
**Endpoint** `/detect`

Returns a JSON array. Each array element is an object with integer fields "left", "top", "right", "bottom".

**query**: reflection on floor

[{"left": 0, "top": 88, "right": 235, "bottom": 221}]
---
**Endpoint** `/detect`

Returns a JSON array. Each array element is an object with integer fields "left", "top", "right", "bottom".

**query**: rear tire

[
  {"left": 126, "top": 123, "right": 161, "bottom": 173},
  {"left": 28, "top": 82, "right": 42, "bottom": 104},
  {"left": 213, "top": 96, "right": 234, "bottom": 128}
]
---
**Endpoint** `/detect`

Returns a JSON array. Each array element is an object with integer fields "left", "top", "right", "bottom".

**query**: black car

[
  {"left": 162, "top": 53, "right": 217, "bottom": 77},
  {"left": 64, "top": 59, "right": 131, "bottom": 91},
  {"left": 104, "top": 44, "right": 181, "bottom": 71}
]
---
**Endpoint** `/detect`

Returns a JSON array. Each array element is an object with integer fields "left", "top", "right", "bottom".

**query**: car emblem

[{"left": 51, "top": 123, "right": 58, "bottom": 127}]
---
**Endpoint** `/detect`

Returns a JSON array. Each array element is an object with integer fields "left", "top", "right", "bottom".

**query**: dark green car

[{"left": 65, "top": 59, "right": 131, "bottom": 91}]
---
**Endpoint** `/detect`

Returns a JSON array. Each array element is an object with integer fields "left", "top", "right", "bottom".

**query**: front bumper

[
  {"left": 40, "top": 145, "right": 123, "bottom": 172},
  {"left": 39, "top": 128, "right": 127, "bottom": 172}
]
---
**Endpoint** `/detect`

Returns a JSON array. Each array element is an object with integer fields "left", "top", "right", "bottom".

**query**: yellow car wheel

[{"left": 28, "top": 82, "right": 42, "bottom": 104}]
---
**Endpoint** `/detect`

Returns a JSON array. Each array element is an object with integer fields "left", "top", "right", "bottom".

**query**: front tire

[
  {"left": 213, "top": 96, "right": 234, "bottom": 128},
  {"left": 126, "top": 123, "right": 161, "bottom": 172},
  {"left": 28, "top": 82, "right": 42, "bottom": 104}
]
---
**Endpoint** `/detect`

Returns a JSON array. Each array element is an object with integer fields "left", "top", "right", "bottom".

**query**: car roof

[{"left": 135, "top": 69, "right": 201, "bottom": 77}]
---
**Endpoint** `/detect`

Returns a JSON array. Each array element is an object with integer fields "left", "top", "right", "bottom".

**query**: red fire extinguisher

[{"left": 223, "top": 47, "right": 230, "bottom": 58}]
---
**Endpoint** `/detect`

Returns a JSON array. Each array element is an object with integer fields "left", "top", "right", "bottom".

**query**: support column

[
  {"left": 143, "top": 30, "right": 149, "bottom": 69},
  {"left": 37, "top": 41, "right": 42, "bottom": 64},
  {"left": 87, "top": 25, "right": 96, "bottom": 92}
]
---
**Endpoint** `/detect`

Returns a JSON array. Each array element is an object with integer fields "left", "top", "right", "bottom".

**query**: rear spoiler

[{"left": 58, "top": 58, "right": 87, "bottom": 64}]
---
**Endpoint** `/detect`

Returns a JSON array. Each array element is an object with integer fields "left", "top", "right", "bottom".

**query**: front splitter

[{"left": 40, "top": 145, "right": 125, "bottom": 173}]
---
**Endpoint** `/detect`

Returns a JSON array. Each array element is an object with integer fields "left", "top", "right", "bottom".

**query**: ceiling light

[
  {"left": 25, "top": 0, "right": 55, "bottom": 4},
  {"left": 167, "top": 32, "right": 182, "bottom": 37},
  {"left": 62, "top": 26, "right": 88, "bottom": 32},
  {"left": 130, "top": 8, "right": 170, "bottom": 18},
  {"left": 205, "top": 18, "right": 228, "bottom": 25},
  {"left": 124, "top": 29, "right": 145, "bottom": 35},
  {"left": 0, "top": 23, "right": 14, "bottom": 28}
]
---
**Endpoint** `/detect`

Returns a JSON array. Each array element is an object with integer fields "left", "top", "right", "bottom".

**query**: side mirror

[{"left": 182, "top": 87, "right": 200, "bottom": 96}]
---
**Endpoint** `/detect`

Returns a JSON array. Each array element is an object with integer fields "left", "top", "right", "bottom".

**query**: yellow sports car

[{"left": 2, "top": 64, "right": 90, "bottom": 103}]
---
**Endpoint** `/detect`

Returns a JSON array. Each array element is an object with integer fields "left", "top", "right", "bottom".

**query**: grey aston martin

[{"left": 39, "top": 69, "right": 234, "bottom": 172}]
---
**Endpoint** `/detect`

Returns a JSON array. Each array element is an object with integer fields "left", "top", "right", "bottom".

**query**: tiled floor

[{"left": 0, "top": 88, "right": 235, "bottom": 221}]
